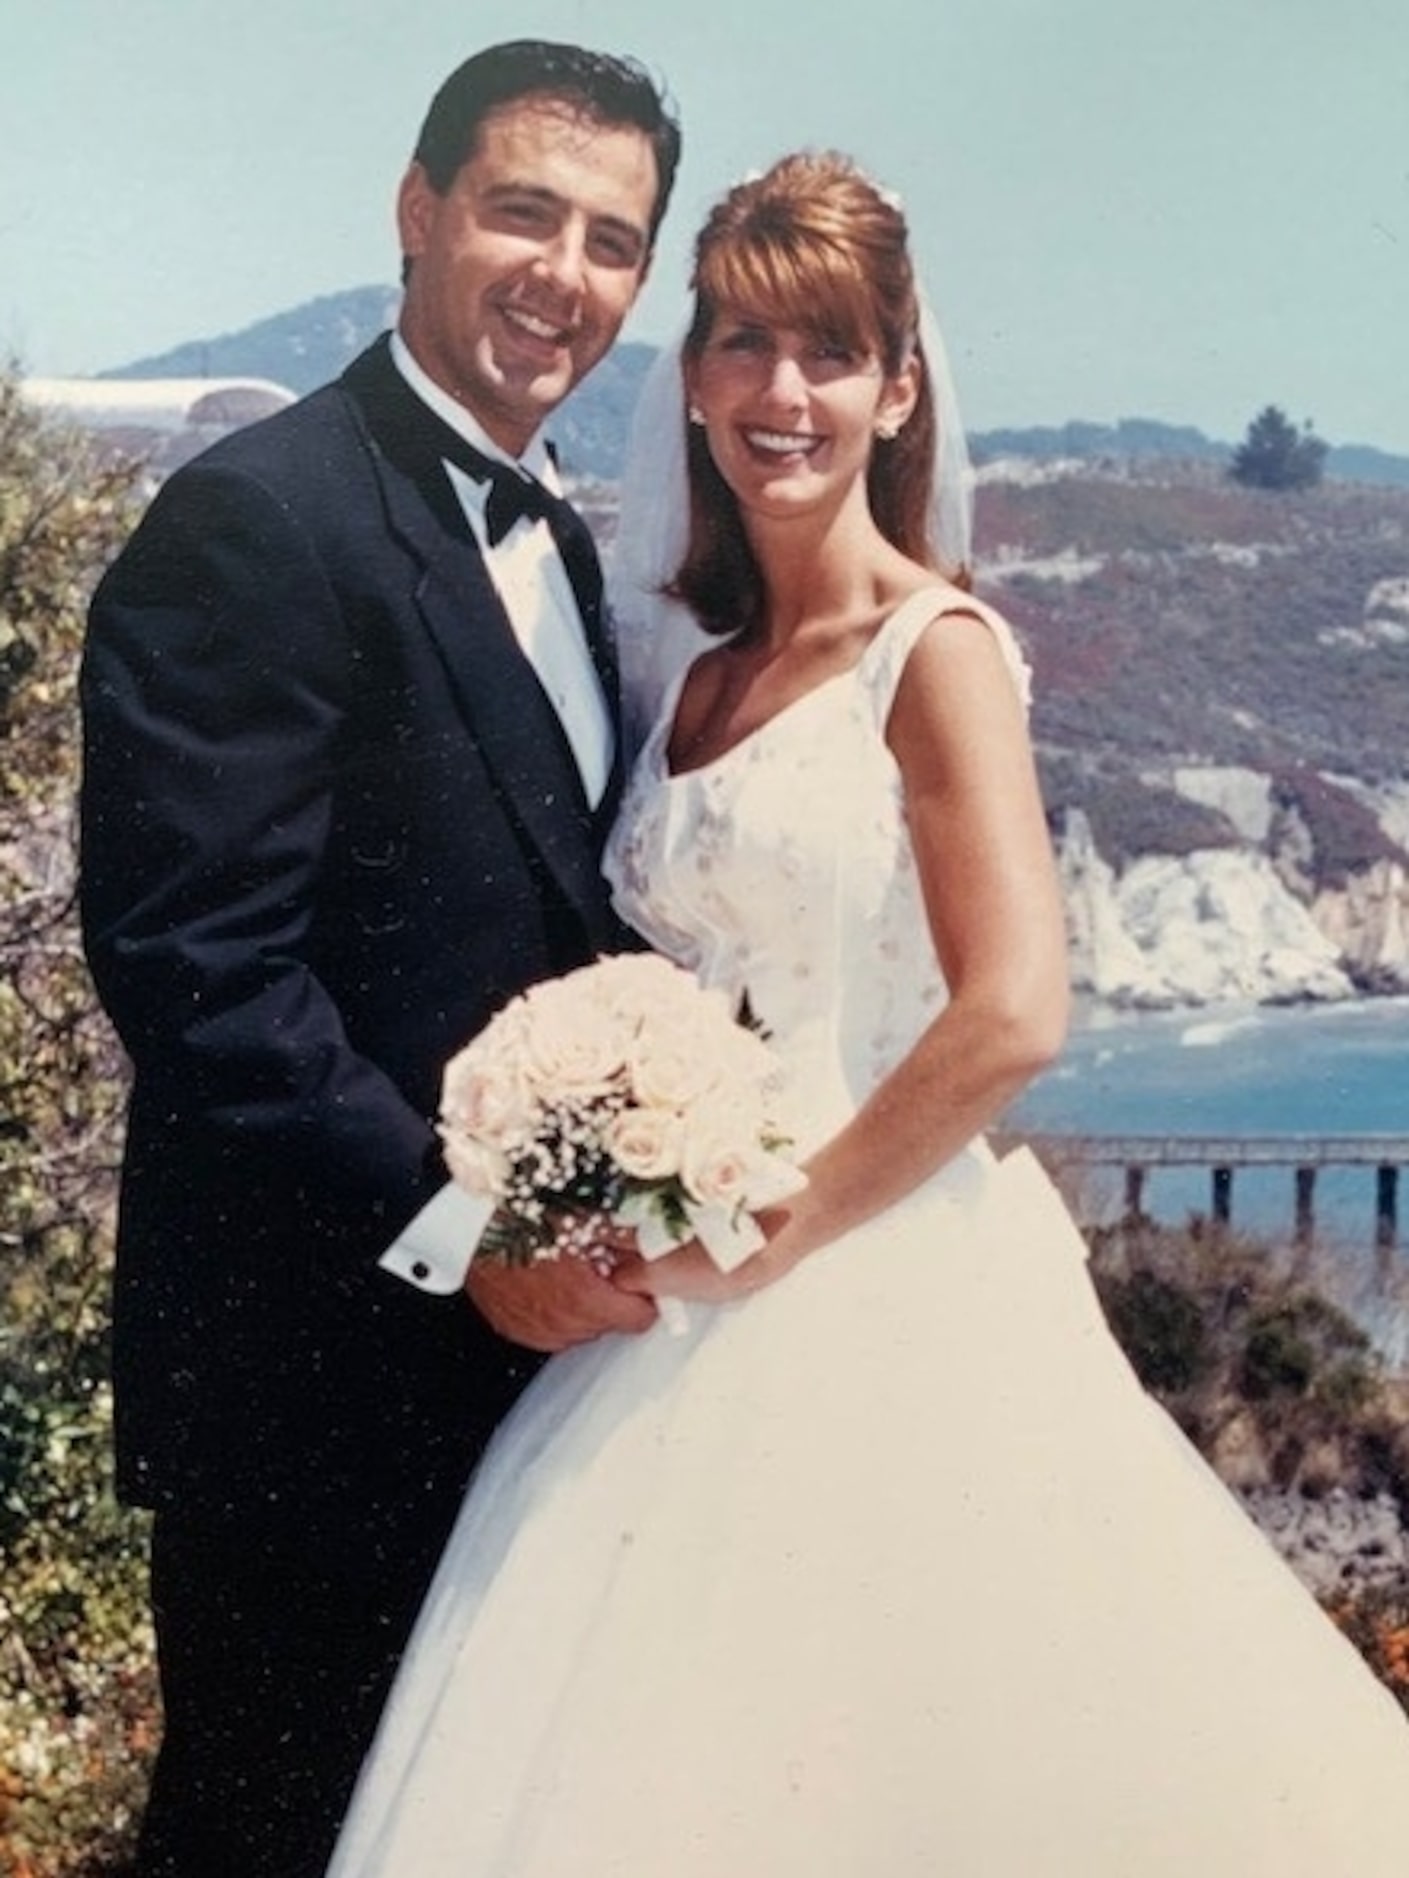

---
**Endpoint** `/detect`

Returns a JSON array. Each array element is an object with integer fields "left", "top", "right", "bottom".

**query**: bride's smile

[{"left": 688, "top": 310, "right": 915, "bottom": 520}]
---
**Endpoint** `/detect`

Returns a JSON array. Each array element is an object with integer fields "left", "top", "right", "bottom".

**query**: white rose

[
  {"left": 520, "top": 978, "right": 628, "bottom": 1097},
  {"left": 439, "top": 1128, "right": 511, "bottom": 1199},
  {"left": 680, "top": 1097, "right": 807, "bottom": 1216},
  {"left": 441, "top": 1036, "right": 538, "bottom": 1149},
  {"left": 718, "top": 1022, "right": 781, "bottom": 1089},
  {"left": 680, "top": 1122, "right": 759, "bottom": 1212},
  {"left": 603, "top": 1105, "right": 685, "bottom": 1180},
  {"left": 591, "top": 952, "right": 702, "bottom": 1022},
  {"left": 626, "top": 1026, "right": 724, "bottom": 1111},
  {"left": 589, "top": 950, "right": 674, "bottom": 996},
  {"left": 598, "top": 960, "right": 732, "bottom": 1059}
]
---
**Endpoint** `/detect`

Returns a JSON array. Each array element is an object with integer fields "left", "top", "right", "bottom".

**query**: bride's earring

[
  {"left": 875, "top": 417, "right": 903, "bottom": 442},
  {"left": 687, "top": 403, "right": 706, "bottom": 426}
]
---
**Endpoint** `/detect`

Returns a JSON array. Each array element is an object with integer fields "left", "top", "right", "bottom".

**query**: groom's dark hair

[{"left": 411, "top": 39, "right": 682, "bottom": 246}]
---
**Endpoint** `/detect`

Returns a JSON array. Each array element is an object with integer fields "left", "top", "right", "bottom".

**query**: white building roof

[{"left": 20, "top": 376, "right": 297, "bottom": 434}]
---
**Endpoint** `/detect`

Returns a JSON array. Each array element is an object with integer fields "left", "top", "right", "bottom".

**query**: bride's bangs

[{"left": 698, "top": 232, "right": 880, "bottom": 359}]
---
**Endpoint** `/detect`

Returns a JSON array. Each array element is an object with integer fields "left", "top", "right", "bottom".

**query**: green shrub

[
  {"left": 1238, "top": 1294, "right": 1374, "bottom": 1403},
  {"left": 1097, "top": 1267, "right": 1210, "bottom": 1392}
]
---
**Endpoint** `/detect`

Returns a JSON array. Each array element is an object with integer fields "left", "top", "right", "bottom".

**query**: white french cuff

[{"left": 379, "top": 1181, "right": 496, "bottom": 1294}]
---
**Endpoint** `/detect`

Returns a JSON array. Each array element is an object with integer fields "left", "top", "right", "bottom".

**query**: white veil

[
  {"left": 609, "top": 329, "right": 708, "bottom": 755},
  {"left": 608, "top": 291, "right": 975, "bottom": 756}
]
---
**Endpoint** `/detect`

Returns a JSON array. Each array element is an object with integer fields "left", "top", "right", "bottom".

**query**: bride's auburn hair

[{"left": 668, "top": 151, "right": 955, "bottom": 639}]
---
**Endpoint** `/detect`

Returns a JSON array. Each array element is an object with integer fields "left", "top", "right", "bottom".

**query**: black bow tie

[
  {"left": 483, "top": 465, "right": 560, "bottom": 547},
  {"left": 437, "top": 434, "right": 565, "bottom": 547}
]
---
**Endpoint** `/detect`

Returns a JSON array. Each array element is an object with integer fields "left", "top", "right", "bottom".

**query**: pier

[{"left": 1011, "top": 1134, "right": 1409, "bottom": 1252}]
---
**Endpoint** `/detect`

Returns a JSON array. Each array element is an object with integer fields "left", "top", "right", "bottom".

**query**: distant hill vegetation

[
  {"left": 973, "top": 467, "right": 1409, "bottom": 853},
  {"left": 102, "top": 286, "right": 1409, "bottom": 490}
]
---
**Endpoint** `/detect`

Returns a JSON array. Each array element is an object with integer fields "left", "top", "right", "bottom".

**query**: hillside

[
  {"left": 975, "top": 464, "right": 1409, "bottom": 786},
  {"left": 975, "top": 421, "right": 1409, "bottom": 491},
  {"left": 589, "top": 459, "right": 1409, "bottom": 804}
]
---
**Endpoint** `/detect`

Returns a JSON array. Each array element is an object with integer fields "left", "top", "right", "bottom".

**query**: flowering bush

[
  {"left": 0, "top": 873, "right": 155, "bottom": 1877},
  {"left": 1326, "top": 1588, "right": 1409, "bottom": 1717},
  {"left": 0, "top": 371, "right": 153, "bottom": 1875}
]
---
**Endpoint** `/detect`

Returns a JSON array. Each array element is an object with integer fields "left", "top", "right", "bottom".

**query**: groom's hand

[{"left": 465, "top": 1254, "right": 656, "bottom": 1352}]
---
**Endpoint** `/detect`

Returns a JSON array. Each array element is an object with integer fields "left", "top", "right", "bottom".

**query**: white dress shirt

[{"left": 378, "top": 332, "right": 613, "bottom": 1295}]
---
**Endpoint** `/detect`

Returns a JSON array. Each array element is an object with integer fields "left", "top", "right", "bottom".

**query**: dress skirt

[{"left": 329, "top": 1147, "right": 1409, "bottom": 1876}]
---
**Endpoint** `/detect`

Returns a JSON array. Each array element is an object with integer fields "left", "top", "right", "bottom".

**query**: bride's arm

[{"left": 614, "top": 612, "right": 1069, "bottom": 1302}]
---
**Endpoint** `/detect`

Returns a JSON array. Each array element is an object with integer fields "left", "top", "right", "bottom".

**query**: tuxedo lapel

[{"left": 340, "top": 340, "right": 611, "bottom": 926}]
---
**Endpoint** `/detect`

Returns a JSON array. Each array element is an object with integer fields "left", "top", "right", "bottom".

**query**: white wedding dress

[{"left": 330, "top": 590, "right": 1409, "bottom": 1876}]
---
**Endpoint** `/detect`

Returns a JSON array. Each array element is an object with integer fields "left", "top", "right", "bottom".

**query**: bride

[{"left": 329, "top": 152, "right": 1409, "bottom": 1875}]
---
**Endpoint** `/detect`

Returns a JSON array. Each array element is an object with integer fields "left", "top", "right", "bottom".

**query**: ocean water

[
  {"left": 1005, "top": 996, "right": 1409, "bottom": 1356},
  {"left": 1013, "top": 995, "right": 1409, "bottom": 1140}
]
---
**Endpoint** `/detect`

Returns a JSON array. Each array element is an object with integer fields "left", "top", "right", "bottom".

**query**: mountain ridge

[{"left": 99, "top": 285, "right": 1409, "bottom": 489}]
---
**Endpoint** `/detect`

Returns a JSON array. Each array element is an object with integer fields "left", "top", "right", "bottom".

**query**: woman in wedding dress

[{"left": 329, "top": 153, "right": 1409, "bottom": 1876}]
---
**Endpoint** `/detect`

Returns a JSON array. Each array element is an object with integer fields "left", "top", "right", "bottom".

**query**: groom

[{"left": 80, "top": 40, "right": 679, "bottom": 1877}]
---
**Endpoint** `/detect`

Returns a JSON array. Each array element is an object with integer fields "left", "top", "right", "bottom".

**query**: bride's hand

[{"left": 610, "top": 1212, "right": 803, "bottom": 1305}]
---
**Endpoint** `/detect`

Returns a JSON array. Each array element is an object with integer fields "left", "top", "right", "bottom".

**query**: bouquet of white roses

[{"left": 438, "top": 953, "right": 806, "bottom": 1274}]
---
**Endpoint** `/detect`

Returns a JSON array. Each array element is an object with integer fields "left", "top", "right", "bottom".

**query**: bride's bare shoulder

[{"left": 883, "top": 566, "right": 975, "bottom": 616}]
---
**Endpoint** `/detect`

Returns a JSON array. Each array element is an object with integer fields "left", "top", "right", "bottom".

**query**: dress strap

[{"left": 860, "top": 585, "right": 1033, "bottom": 727}]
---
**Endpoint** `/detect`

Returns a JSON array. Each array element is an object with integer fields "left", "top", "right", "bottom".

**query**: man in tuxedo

[{"left": 79, "top": 40, "right": 680, "bottom": 1876}]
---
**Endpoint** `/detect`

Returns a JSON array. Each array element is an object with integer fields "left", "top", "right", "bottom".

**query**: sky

[{"left": 3, "top": 0, "right": 1407, "bottom": 450}]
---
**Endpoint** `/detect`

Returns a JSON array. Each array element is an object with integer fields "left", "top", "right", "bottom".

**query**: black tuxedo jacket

[{"left": 81, "top": 337, "right": 626, "bottom": 1509}]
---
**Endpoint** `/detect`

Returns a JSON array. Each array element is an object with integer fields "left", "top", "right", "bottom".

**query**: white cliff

[
  {"left": 1113, "top": 849, "right": 1353, "bottom": 1004},
  {"left": 1058, "top": 817, "right": 1354, "bottom": 1008},
  {"left": 1057, "top": 763, "right": 1409, "bottom": 1009},
  {"left": 1057, "top": 811, "right": 1170, "bottom": 1006},
  {"left": 1311, "top": 859, "right": 1409, "bottom": 990},
  {"left": 1165, "top": 765, "right": 1272, "bottom": 843}
]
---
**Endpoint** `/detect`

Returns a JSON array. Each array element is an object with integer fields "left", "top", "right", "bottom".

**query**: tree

[
  {"left": 0, "top": 368, "right": 155, "bottom": 1875},
  {"left": 1229, "top": 404, "right": 1328, "bottom": 492}
]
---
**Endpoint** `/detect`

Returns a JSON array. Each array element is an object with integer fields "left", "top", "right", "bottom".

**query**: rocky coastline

[{"left": 1054, "top": 768, "right": 1409, "bottom": 1011}]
